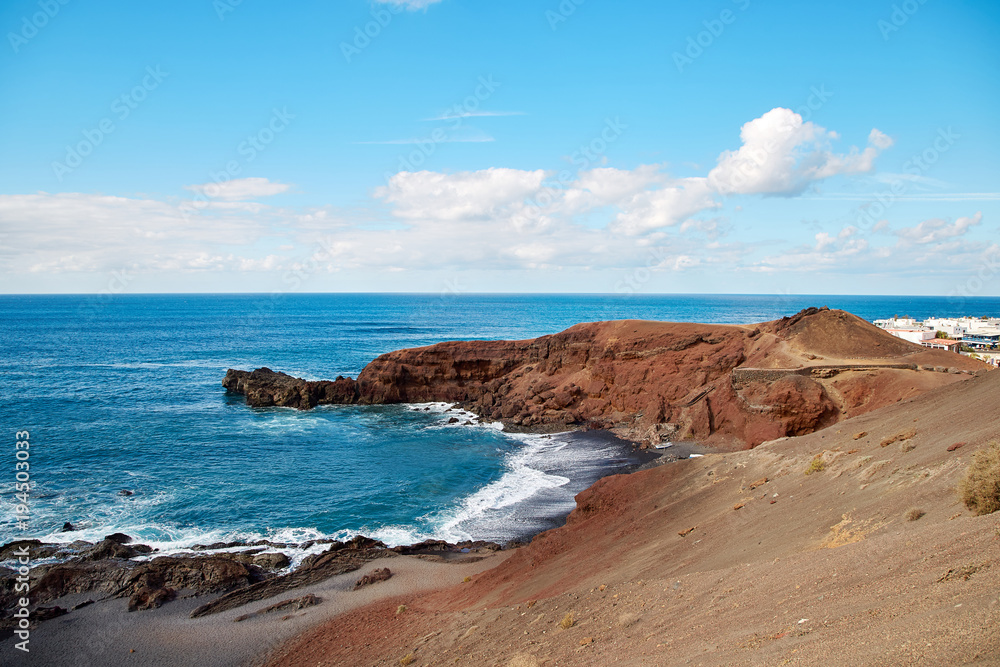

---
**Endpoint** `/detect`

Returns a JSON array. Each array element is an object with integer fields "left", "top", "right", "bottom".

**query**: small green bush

[{"left": 805, "top": 457, "right": 826, "bottom": 475}]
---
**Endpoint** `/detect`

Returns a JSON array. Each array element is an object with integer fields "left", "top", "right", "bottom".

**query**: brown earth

[
  {"left": 263, "top": 361, "right": 1000, "bottom": 667},
  {"left": 225, "top": 307, "right": 983, "bottom": 447}
]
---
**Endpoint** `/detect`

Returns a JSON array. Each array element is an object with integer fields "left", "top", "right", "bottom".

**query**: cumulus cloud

[
  {"left": 184, "top": 177, "right": 292, "bottom": 201},
  {"left": 894, "top": 212, "right": 982, "bottom": 245},
  {"left": 707, "top": 108, "right": 892, "bottom": 196}
]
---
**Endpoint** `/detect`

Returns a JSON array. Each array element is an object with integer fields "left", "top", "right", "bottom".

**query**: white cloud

[
  {"left": 894, "top": 212, "right": 982, "bottom": 245},
  {"left": 561, "top": 166, "right": 665, "bottom": 212},
  {"left": 374, "top": 0, "right": 444, "bottom": 10},
  {"left": 375, "top": 168, "right": 547, "bottom": 221},
  {"left": 611, "top": 178, "right": 719, "bottom": 235},
  {"left": 0, "top": 192, "right": 276, "bottom": 273},
  {"left": 184, "top": 177, "right": 292, "bottom": 201},
  {"left": 707, "top": 108, "right": 892, "bottom": 196},
  {"left": 5, "top": 109, "right": 980, "bottom": 290}
]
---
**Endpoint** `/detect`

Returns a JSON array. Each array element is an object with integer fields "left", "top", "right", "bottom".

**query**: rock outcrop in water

[{"left": 224, "top": 308, "right": 984, "bottom": 447}]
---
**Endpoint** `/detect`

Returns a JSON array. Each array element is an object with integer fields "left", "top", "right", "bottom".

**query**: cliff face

[{"left": 224, "top": 308, "right": 985, "bottom": 447}]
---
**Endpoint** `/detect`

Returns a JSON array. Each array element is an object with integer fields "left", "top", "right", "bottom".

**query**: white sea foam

[
  {"left": 406, "top": 401, "right": 505, "bottom": 431},
  {"left": 423, "top": 433, "right": 572, "bottom": 542}
]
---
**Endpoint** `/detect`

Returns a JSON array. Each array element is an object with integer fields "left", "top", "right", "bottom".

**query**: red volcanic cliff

[{"left": 224, "top": 308, "right": 984, "bottom": 448}]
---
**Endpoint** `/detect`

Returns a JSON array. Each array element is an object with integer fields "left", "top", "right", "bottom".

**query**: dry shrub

[
  {"left": 559, "top": 612, "right": 575, "bottom": 629},
  {"left": 906, "top": 508, "right": 925, "bottom": 521},
  {"left": 399, "top": 654, "right": 415, "bottom": 666},
  {"left": 958, "top": 442, "right": 1000, "bottom": 516},
  {"left": 617, "top": 612, "right": 641, "bottom": 628},
  {"left": 805, "top": 457, "right": 826, "bottom": 475}
]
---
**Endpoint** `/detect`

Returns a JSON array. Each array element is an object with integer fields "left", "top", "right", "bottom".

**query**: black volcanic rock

[{"left": 223, "top": 367, "right": 360, "bottom": 409}]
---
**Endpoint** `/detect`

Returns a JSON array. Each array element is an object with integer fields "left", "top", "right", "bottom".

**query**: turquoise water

[{"left": 1, "top": 293, "right": 997, "bottom": 561}]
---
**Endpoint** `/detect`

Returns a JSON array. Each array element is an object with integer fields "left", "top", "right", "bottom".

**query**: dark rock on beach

[
  {"left": 233, "top": 593, "right": 322, "bottom": 622},
  {"left": 190, "top": 536, "right": 390, "bottom": 618},
  {"left": 354, "top": 567, "right": 392, "bottom": 589}
]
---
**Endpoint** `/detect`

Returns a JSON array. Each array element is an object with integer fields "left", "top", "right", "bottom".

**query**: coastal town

[{"left": 874, "top": 315, "right": 1000, "bottom": 367}]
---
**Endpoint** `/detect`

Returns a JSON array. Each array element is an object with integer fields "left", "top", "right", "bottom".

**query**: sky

[{"left": 0, "top": 0, "right": 998, "bottom": 296}]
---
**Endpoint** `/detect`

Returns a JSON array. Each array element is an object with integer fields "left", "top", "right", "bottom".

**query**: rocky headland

[{"left": 224, "top": 307, "right": 982, "bottom": 447}]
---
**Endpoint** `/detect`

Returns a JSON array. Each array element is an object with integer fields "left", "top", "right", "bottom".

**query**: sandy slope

[{"left": 265, "top": 370, "right": 1000, "bottom": 666}]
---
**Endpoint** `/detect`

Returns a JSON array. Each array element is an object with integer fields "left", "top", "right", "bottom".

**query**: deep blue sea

[{"left": 1, "top": 293, "right": 998, "bottom": 565}]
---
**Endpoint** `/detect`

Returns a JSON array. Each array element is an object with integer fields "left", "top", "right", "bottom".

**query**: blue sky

[{"left": 1, "top": 0, "right": 998, "bottom": 295}]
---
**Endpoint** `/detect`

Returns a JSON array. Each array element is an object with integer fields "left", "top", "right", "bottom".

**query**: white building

[
  {"left": 885, "top": 327, "right": 935, "bottom": 345},
  {"left": 923, "top": 318, "right": 966, "bottom": 338},
  {"left": 874, "top": 317, "right": 921, "bottom": 330}
]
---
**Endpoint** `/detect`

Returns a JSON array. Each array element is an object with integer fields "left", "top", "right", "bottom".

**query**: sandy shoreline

[{"left": 0, "top": 552, "right": 507, "bottom": 667}]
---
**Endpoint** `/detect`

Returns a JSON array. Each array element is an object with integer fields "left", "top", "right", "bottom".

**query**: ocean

[{"left": 2, "top": 293, "right": 997, "bottom": 565}]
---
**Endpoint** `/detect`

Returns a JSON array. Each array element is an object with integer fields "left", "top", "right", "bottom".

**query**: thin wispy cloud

[
  {"left": 802, "top": 193, "right": 1000, "bottom": 201},
  {"left": 354, "top": 136, "right": 495, "bottom": 145},
  {"left": 422, "top": 110, "right": 527, "bottom": 121}
]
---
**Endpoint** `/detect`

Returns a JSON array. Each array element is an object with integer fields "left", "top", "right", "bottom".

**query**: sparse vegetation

[
  {"left": 805, "top": 457, "right": 826, "bottom": 475},
  {"left": 559, "top": 612, "right": 575, "bottom": 629},
  {"left": 463, "top": 576, "right": 471, "bottom": 582},
  {"left": 906, "top": 508, "right": 925, "bottom": 521},
  {"left": 399, "top": 653, "right": 415, "bottom": 666},
  {"left": 958, "top": 442, "right": 1000, "bottom": 515},
  {"left": 396, "top": 605, "right": 407, "bottom": 615}
]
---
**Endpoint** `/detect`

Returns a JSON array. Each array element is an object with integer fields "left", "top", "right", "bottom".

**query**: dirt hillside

[{"left": 265, "top": 367, "right": 1000, "bottom": 667}]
